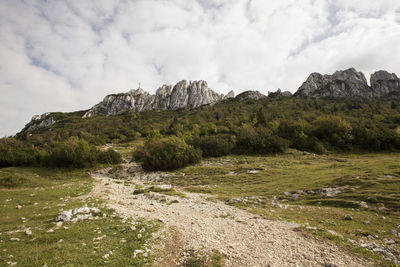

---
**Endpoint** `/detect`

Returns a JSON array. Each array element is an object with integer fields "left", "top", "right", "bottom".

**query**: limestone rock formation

[
  {"left": 83, "top": 80, "right": 230, "bottom": 118},
  {"left": 23, "top": 112, "right": 56, "bottom": 132},
  {"left": 235, "top": 90, "right": 267, "bottom": 101},
  {"left": 370, "top": 71, "right": 400, "bottom": 99},
  {"left": 295, "top": 68, "right": 374, "bottom": 98},
  {"left": 224, "top": 90, "right": 235, "bottom": 99}
]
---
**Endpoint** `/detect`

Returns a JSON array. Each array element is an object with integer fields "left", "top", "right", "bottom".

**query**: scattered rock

[
  {"left": 10, "top": 238, "right": 20, "bottom": 241},
  {"left": 327, "top": 230, "right": 344, "bottom": 240},
  {"left": 56, "top": 207, "right": 100, "bottom": 222},
  {"left": 25, "top": 230, "right": 32, "bottom": 236},
  {"left": 15, "top": 205, "right": 22, "bottom": 209},
  {"left": 247, "top": 170, "right": 260, "bottom": 174},
  {"left": 324, "top": 263, "right": 338, "bottom": 267},
  {"left": 384, "top": 239, "right": 396, "bottom": 245},
  {"left": 152, "top": 184, "right": 172, "bottom": 190},
  {"left": 91, "top": 207, "right": 101, "bottom": 214},
  {"left": 56, "top": 222, "right": 63, "bottom": 228},
  {"left": 73, "top": 207, "right": 91, "bottom": 214},
  {"left": 359, "top": 201, "right": 368, "bottom": 208},
  {"left": 56, "top": 210, "right": 73, "bottom": 222},
  {"left": 133, "top": 249, "right": 144, "bottom": 258},
  {"left": 344, "top": 214, "right": 353, "bottom": 220},
  {"left": 290, "top": 194, "right": 299, "bottom": 201}
]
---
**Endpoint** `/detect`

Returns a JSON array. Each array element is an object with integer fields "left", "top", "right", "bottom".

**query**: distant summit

[
  {"left": 82, "top": 80, "right": 235, "bottom": 118},
  {"left": 294, "top": 68, "right": 400, "bottom": 99}
]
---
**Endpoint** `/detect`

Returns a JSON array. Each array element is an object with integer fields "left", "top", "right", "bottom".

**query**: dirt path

[{"left": 91, "top": 163, "right": 372, "bottom": 267}]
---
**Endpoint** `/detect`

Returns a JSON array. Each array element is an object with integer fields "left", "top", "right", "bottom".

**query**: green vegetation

[
  {"left": 0, "top": 167, "right": 158, "bottom": 266},
  {"left": 0, "top": 137, "right": 122, "bottom": 168},
  {"left": 133, "top": 136, "right": 202, "bottom": 171},
  {"left": 16, "top": 97, "right": 400, "bottom": 155}
]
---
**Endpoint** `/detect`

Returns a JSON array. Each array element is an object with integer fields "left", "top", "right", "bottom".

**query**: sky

[{"left": 1, "top": 0, "right": 400, "bottom": 136}]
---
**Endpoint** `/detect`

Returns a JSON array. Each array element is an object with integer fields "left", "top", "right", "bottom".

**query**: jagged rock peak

[
  {"left": 82, "top": 80, "right": 233, "bottom": 118},
  {"left": 370, "top": 70, "right": 400, "bottom": 98},
  {"left": 295, "top": 68, "right": 373, "bottom": 98}
]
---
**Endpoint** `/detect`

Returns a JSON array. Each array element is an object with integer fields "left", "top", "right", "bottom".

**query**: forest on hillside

[{"left": 2, "top": 96, "right": 400, "bottom": 170}]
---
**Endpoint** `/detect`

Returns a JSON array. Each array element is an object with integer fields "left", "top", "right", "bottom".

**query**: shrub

[
  {"left": 134, "top": 136, "right": 202, "bottom": 171},
  {"left": 45, "top": 137, "right": 122, "bottom": 168},
  {"left": 98, "top": 149, "right": 122, "bottom": 164},
  {"left": 46, "top": 137, "right": 97, "bottom": 167},
  {"left": 312, "top": 116, "right": 353, "bottom": 149},
  {"left": 0, "top": 138, "right": 41, "bottom": 167},
  {"left": 236, "top": 126, "right": 289, "bottom": 154},
  {"left": 189, "top": 135, "right": 235, "bottom": 157}
]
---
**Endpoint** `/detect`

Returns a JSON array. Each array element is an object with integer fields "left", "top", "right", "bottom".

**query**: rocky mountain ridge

[
  {"left": 82, "top": 80, "right": 234, "bottom": 118},
  {"left": 22, "top": 69, "right": 399, "bottom": 132},
  {"left": 295, "top": 68, "right": 400, "bottom": 99}
]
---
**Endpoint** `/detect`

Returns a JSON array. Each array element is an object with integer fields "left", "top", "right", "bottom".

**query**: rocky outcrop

[
  {"left": 235, "top": 90, "right": 267, "bottom": 101},
  {"left": 23, "top": 112, "right": 56, "bottom": 132},
  {"left": 295, "top": 68, "right": 400, "bottom": 99},
  {"left": 295, "top": 68, "right": 374, "bottom": 98},
  {"left": 225, "top": 90, "right": 235, "bottom": 99},
  {"left": 370, "top": 71, "right": 400, "bottom": 99},
  {"left": 268, "top": 89, "right": 292, "bottom": 98},
  {"left": 83, "top": 80, "right": 230, "bottom": 118}
]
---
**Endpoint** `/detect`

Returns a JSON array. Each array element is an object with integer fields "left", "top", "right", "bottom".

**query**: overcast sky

[{"left": 1, "top": 0, "right": 400, "bottom": 136}]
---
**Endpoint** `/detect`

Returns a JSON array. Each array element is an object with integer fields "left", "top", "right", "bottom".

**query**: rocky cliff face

[
  {"left": 295, "top": 68, "right": 400, "bottom": 99},
  {"left": 23, "top": 112, "right": 56, "bottom": 132},
  {"left": 295, "top": 68, "right": 374, "bottom": 98},
  {"left": 370, "top": 71, "right": 400, "bottom": 99},
  {"left": 83, "top": 80, "right": 234, "bottom": 118}
]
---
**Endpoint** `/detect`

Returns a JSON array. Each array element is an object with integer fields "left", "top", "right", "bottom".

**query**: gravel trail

[{"left": 91, "top": 163, "right": 372, "bottom": 267}]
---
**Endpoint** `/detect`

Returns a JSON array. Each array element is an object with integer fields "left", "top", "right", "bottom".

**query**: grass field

[
  {"left": 0, "top": 166, "right": 158, "bottom": 266},
  {"left": 1, "top": 150, "right": 399, "bottom": 266},
  {"left": 164, "top": 150, "right": 400, "bottom": 266}
]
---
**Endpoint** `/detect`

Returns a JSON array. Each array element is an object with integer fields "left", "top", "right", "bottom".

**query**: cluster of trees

[
  {"left": 134, "top": 136, "right": 201, "bottom": 171},
  {"left": 0, "top": 137, "right": 121, "bottom": 168}
]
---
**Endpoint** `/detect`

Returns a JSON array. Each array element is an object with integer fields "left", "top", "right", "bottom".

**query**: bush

[
  {"left": 236, "top": 126, "right": 289, "bottom": 154},
  {"left": 45, "top": 137, "right": 122, "bottom": 168},
  {"left": 0, "top": 138, "right": 41, "bottom": 167},
  {"left": 312, "top": 116, "right": 353, "bottom": 149},
  {"left": 98, "top": 149, "right": 122, "bottom": 164},
  {"left": 189, "top": 135, "right": 235, "bottom": 157},
  {"left": 134, "top": 136, "right": 202, "bottom": 171}
]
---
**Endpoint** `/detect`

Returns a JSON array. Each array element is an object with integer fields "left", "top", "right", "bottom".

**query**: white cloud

[{"left": 0, "top": 0, "right": 399, "bottom": 136}]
